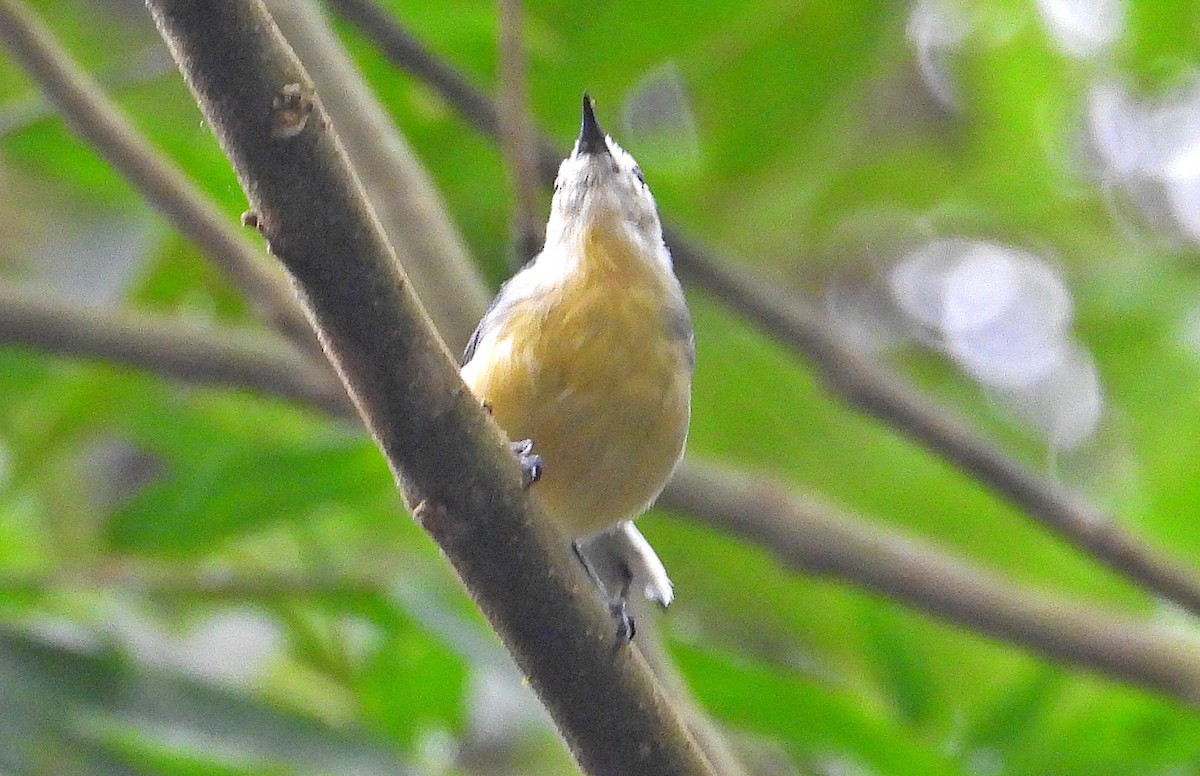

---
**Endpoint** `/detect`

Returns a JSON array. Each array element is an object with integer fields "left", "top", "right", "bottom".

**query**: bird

[{"left": 460, "top": 94, "right": 694, "bottom": 640}]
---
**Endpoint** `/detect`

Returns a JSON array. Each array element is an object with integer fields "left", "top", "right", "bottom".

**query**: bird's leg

[
  {"left": 508, "top": 439, "right": 542, "bottom": 488},
  {"left": 611, "top": 565, "right": 635, "bottom": 646},
  {"left": 572, "top": 539, "right": 636, "bottom": 646}
]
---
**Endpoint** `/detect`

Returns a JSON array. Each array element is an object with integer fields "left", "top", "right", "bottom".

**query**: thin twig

[
  {"left": 495, "top": 0, "right": 542, "bottom": 264},
  {"left": 143, "top": 3, "right": 717, "bottom": 773},
  {"left": 0, "top": 284, "right": 349, "bottom": 416},
  {"left": 263, "top": 0, "right": 490, "bottom": 352},
  {"left": 324, "top": 0, "right": 1200, "bottom": 621},
  {"left": 321, "top": 0, "right": 571, "bottom": 183},
  {"left": 0, "top": 0, "right": 319, "bottom": 360},
  {"left": 0, "top": 44, "right": 175, "bottom": 137},
  {"left": 0, "top": 567, "right": 380, "bottom": 599},
  {"left": 325, "top": 0, "right": 502, "bottom": 142}
]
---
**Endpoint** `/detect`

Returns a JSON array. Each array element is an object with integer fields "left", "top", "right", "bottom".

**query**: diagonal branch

[
  {"left": 325, "top": 0, "right": 503, "bottom": 146},
  {"left": 263, "top": 0, "right": 490, "bottom": 351},
  {"left": 0, "top": 0, "right": 318, "bottom": 360},
  {"left": 663, "top": 463, "right": 1200, "bottom": 705},
  {"left": 142, "top": 2, "right": 717, "bottom": 774},
  {"left": 323, "top": 0, "right": 1200, "bottom": 621},
  {"left": 8, "top": 298, "right": 1200, "bottom": 706},
  {"left": 0, "top": 44, "right": 175, "bottom": 137}
]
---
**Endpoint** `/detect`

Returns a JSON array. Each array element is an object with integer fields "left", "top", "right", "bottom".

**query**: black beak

[{"left": 577, "top": 93, "right": 609, "bottom": 156}]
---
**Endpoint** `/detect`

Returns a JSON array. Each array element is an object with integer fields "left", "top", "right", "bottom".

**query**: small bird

[{"left": 461, "top": 95, "right": 694, "bottom": 639}]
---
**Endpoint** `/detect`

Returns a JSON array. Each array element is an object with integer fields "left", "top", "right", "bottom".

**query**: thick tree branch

[
  {"left": 11, "top": 293, "right": 1200, "bottom": 706},
  {"left": 663, "top": 463, "right": 1200, "bottom": 705},
  {"left": 263, "top": 0, "right": 490, "bottom": 352},
  {"left": 0, "top": 0, "right": 318, "bottom": 359},
  {"left": 325, "top": 0, "right": 1200, "bottom": 621},
  {"left": 142, "top": 2, "right": 716, "bottom": 774}
]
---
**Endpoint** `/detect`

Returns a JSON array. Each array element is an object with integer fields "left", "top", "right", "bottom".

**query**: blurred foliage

[{"left": 3, "top": 0, "right": 1200, "bottom": 773}]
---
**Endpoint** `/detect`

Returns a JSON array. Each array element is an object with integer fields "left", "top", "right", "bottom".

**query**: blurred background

[{"left": 3, "top": 0, "right": 1200, "bottom": 773}]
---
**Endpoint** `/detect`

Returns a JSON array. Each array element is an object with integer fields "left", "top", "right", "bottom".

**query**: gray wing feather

[{"left": 461, "top": 256, "right": 542, "bottom": 366}]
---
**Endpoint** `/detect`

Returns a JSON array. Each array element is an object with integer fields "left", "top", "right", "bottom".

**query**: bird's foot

[
  {"left": 609, "top": 594, "right": 635, "bottom": 645},
  {"left": 509, "top": 439, "right": 542, "bottom": 488},
  {"left": 573, "top": 539, "right": 636, "bottom": 647}
]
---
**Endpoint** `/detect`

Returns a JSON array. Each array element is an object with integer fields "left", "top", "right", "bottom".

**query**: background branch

[
  {"left": 0, "top": 567, "right": 380, "bottom": 600},
  {"left": 0, "top": 0, "right": 318, "bottom": 359},
  {"left": 0, "top": 283, "right": 349, "bottom": 416},
  {"left": 324, "top": 0, "right": 504, "bottom": 146},
  {"left": 664, "top": 463, "right": 1200, "bottom": 705},
  {"left": 495, "top": 0, "right": 542, "bottom": 264},
  {"left": 323, "top": 0, "right": 1200, "bottom": 622},
  {"left": 0, "top": 44, "right": 174, "bottom": 137},
  {"left": 143, "top": 2, "right": 717, "bottom": 773},
  {"left": 263, "top": 0, "right": 490, "bottom": 352}
]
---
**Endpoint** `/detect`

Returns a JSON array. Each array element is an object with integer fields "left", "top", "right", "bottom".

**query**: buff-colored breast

[{"left": 461, "top": 227, "right": 691, "bottom": 536}]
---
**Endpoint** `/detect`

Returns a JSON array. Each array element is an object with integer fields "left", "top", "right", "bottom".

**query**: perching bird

[{"left": 460, "top": 95, "right": 694, "bottom": 638}]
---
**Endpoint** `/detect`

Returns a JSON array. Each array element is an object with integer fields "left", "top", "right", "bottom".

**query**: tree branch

[
  {"left": 0, "top": 44, "right": 175, "bottom": 137},
  {"left": 663, "top": 462, "right": 1200, "bottom": 705},
  {"left": 0, "top": 567, "right": 380, "bottom": 600},
  {"left": 324, "top": 0, "right": 1200, "bottom": 621},
  {"left": 0, "top": 0, "right": 318, "bottom": 359},
  {"left": 142, "top": 2, "right": 717, "bottom": 774},
  {"left": 324, "top": 0, "right": 504, "bottom": 147},
  {"left": 0, "top": 284, "right": 349, "bottom": 416},
  {"left": 495, "top": 0, "right": 542, "bottom": 263},
  {"left": 263, "top": 0, "right": 490, "bottom": 352}
]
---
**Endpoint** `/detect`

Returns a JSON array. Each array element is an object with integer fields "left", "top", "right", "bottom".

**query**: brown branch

[
  {"left": 325, "top": 0, "right": 1200, "bottom": 621},
  {"left": 263, "top": 0, "right": 490, "bottom": 352},
  {"left": 324, "top": 0, "right": 502, "bottom": 142},
  {"left": 0, "top": 284, "right": 349, "bottom": 416},
  {"left": 495, "top": 0, "right": 542, "bottom": 264},
  {"left": 0, "top": 567, "right": 380, "bottom": 599},
  {"left": 663, "top": 462, "right": 1200, "bottom": 705},
  {"left": 0, "top": 44, "right": 175, "bottom": 137},
  {"left": 0, "top": 0, "right": 318, "bottom": 359},
  {"left": 142, "top": 2, "right": 716, "bottom": 774}
]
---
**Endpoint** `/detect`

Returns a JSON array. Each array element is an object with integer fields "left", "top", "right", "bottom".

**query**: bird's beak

[{"left": 577, "top": 93, "right": 609, "bottom": 157}]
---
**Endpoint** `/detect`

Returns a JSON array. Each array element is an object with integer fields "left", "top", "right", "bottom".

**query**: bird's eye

[{"left": 632, "top": 165, "right": 645, "bottom": 185}]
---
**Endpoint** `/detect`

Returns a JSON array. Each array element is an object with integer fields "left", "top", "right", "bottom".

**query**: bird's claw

[
  {"left": 509, "top": 439, "right": 542, "bottom": 488},
  {"left": 572, "top": 539, "right": 637, "bottom": 647},
  {"left": 610, "top": 597, "right": 635, "bottom": 646}
]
